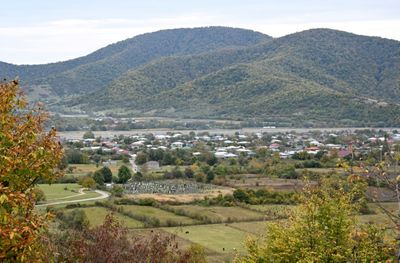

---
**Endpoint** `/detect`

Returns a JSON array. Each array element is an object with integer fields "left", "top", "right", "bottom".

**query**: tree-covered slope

[
  {"left": 2, "top": 27, "right": 400, "bottom": 125},
  {"left": 1, "top": 27, "right": 270, "bottom": 95},
  {"left": 83, "top": 28, "right": 400, "bottom": 125}
]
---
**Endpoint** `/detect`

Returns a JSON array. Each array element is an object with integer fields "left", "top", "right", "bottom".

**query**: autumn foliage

[
  {"left": 0, "top": 80, "right": 63, "bottom": 261},
  {"left": 235, "top": 176, "right": 396, "bottom": 262},
  {"left": 46, "top": 213, "right": 206, "bottom": 263}
]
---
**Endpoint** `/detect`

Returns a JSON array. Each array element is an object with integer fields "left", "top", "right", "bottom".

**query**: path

[
  {"left": 37, "top": 189, "right": 110, "bottom": 207},
  {"left": 48, "top": 188, "right": 87, "bottom": 201}
]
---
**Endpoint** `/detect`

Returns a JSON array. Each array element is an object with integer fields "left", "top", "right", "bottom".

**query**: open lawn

[
  {"left": 38, "top": 183, "right": 81, "bottom": 201},
  {"left": 164, "top": 224, "right": 250, "bottom": 254},
  {"left": 119, "top": 205, "right": 198, "bottom": 225},
  {"left": 170, "top": 205, "right": 265, "bottom": 223},
  {"left": 37, "top": 183, "right": 102, "bottom": 205},
  {"left": 75, "top": 207, "right": 144, "bottom": 228}
]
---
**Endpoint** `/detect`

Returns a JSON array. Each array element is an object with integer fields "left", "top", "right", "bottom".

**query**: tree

[
  {"left": 93, "top": 170, "right": 105, "bottom": 185},
  {"left": 33, "top": 188, "right": 46, "bottom": 204},
  {"left": 47, "top": 213, "right": 206, "bottom": 262},
  {"left": 184, "top": 167, "right": 194, "bottom": 178},
  {"left": 66, "top": 149, "right": 89, "bottom": 164},
  {"left": 0, "top": 80, "right": 63, "bottom": 261},
  {"left": 135, "top": 152, "right": 148, "bottom": 165},
  {"left": 79, "top": 176, "right": 96, "bottom": 189},
  {"left": 235, "top": 176, "right": 396, "bottom": 262},
  {"left": 83, "top": 131, "right": 95, "bottom": 139},
  {"left": 118, "top": 165, "right": 132, "bottom": 184},
  {"left": 59, "top": 209, "right": 90, "bottom": 231},
  {"left": 111, "top": 185, "right": 124, "bottom": 197},
  {"left": 100, "top": 166, "right": 113, "bottom": 183},
  {"left": 206, "top": 170, "right": 215, "bottom": 183}
]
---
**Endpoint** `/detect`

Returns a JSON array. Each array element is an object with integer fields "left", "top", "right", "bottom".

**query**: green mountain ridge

[
  {"left": 2, "top": 27, "right": 400, "bottom": 126},
  {"left": 2, "top": 27, "right": 269, "bottom": 95}
]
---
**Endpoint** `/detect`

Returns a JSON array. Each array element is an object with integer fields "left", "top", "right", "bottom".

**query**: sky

[{"left": 1, "top": 0, "right": 399, "bottom": 65}]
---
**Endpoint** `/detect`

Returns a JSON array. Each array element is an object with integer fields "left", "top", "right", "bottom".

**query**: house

[
  {"left": 171, "top": 141, "right": 184, "bottom": 149},
  {"left": 338, "top": 149, "right": 351, "bottom": 158},
  {"left": 305, "top": 146, "right": 320, "bottom": 155}
]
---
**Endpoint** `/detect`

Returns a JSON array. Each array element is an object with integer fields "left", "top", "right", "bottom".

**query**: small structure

[{"left": 171, "top": 141, "right": 184, "bottom": 149}]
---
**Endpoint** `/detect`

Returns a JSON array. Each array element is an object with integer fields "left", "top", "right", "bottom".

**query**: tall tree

[
  {"left": 100, "top": 166, "right": 113, "bottom": 183},
  {"left": 235, "top": 176, "right": 396, "bottom": 262},
  {"left": 117, "top": 165, "right": 132, "bottom": 184},
  {"left": 0, "top": 80, "right": 63, "bottom": 261}
]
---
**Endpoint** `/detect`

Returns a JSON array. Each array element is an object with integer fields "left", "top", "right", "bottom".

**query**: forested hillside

[
  {"left": 2, "top": 27, "right": 269, "bottom": 95},
  {"left": 2, "top": 27, "right": 400, "bottom": 126},
  {"left": 81, "top": 29, "right": 400, "bottom": 126}
]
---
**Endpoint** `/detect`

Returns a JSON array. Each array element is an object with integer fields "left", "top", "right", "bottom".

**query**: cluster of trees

[
  {"left": 79, "top": 165, "right": 133, "bottom": 188},
  {"left": 235, "top": 176, "right": 396, "bottom": 262},
  {"left": 233, "top": 189, "right": 296, "bottom": 205},
  {"left": 47, "top": 210, "right": 207, "bottom": 262}
]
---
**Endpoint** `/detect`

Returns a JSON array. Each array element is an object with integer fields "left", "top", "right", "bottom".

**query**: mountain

[
  {"left": 80, "top": 28, "right": 400, "bottom": 126},
  {"left": 1, "top": 27, "right": 270, "bottom": 96},
  {"left": 2, "top": 27, "right": 400, "bottom": 126}
]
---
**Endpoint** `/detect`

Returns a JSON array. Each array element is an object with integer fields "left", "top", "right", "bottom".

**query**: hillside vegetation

[{"left": 2, "top": 27, "right": 400, "bottom": 126}]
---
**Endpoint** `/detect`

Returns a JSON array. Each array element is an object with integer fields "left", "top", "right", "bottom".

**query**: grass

[
  {"left": 38, "top": 183, "right": 81, "bottom": 201},
  {"left": 61, "top": 191, "right": 101, "bottom": 201},
  {"left": 357, "top": 213, "right": 396, "bottom": 228},
  {"left": 369, "top": 202, "right": 399, "bottom": 214},
  {"left": 224, "top": 176, "right": 307, "bottom": 191},
  {"left": 76, "top": 207, "right": 144, "bottom": 228},
  {"left": 170, "top": 205, "right": 265, "bottom": 223},
  {"left": 119, "top": 205, "right": 198, "bottom": 225},
  {"left": 249, "top": 204, "right": 295, "bottom": 219},
  {"left": 164, "top": 224, "right": 250, "bottom": 254},
  {"left": 227, "top": 221, "right": 270, "bottom": 235},
  {"left": 67, "top": 163, "right": 122, "bottom": 177}
]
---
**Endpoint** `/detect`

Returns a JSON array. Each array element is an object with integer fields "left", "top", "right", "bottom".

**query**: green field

[
  {"left": 369, "top": 202, "right": 399, "bottom": 214},
  {"left": 76, "top": 207, "right": 144, "bottom": 228},
  {"left": 119, "top": 205, "right": 198, "bottom": 225},
  {"left": 249, "top": 204, "right": 295, "bottom": 219},
  {"left": 37, "top": 183, "right": 102, "bottom": 205},
  {"left": 63, "top": 191, "right": 101, "bottom": 201},
  {"left": 228, "top": 220, "right": 270, "bottom": 235},
  {"left": 38, "top": 183, "right": 82, "bottom": 201},
  {"left": 67, "top": 163, "right": 122, "bottom": 177},
  {"left": 170, "top": 205, "right": 265, "bottom": 223},
  {"left": 164, "top": 224, "right": 250, "bottom": 254}
]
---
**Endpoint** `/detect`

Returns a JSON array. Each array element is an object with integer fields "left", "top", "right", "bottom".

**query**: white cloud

[{"left": 1, "top": 16, "right": 399, "bottom": 64}]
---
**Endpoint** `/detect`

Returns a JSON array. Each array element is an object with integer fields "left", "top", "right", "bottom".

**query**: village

[{"left": 64, "top": 128, "right": 397, "bottom": 173}]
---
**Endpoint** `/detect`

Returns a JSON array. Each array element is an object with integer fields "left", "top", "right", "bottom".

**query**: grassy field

[
  {"left": 228, "top": 221, "right": 270, "bottom": 235},
  {"left": 249, "top": 204, "right": 295, "bottom": 219},
  {"left": 169, "top": 205, "right": 265, "bottom": 223},
  {"left": 37, "top": 183, "right": 102, "bottom": 205},
  {"left": 164, "top": 224, "right": 250, "bottom": 254},
  {"left": 38, "top": 183, "right": 82, "bottom": 201},
  {"left": 119, "top": 205, "right": 199, "bottom": 225},
  {"left": 75, "top": 207, "right": 144, "bottom": 228},
  {"left": 224, "top": 176, "right": 307, "bottom": 191},
  {"left": 67, "top": 163, "right": 122, "bottom": 177}
]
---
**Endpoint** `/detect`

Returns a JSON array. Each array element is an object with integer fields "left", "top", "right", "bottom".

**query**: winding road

[{"left": 36, "top": 189, "right": 110, "bottom": 207}]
